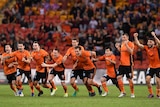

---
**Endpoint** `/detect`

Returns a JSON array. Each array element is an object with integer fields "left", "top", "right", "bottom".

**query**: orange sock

[
  {"left": 71, "top": 82, "right": 78, "bottom": 91},
  {"left": 129, "top": 80, "right": 134, "bottom": 94},
  {"left": 158, "top": 89, "right": 160, "bottom": 96},
  {"left": 18, "top": 81, "right": 23, "bottom": 90},
  {"left": 62, "top": 85, "right": 67, "bottom": 93},
  {"left": 92, "top": 81, "right": 99, "bottom": 88},
  {"left": 10, "top": 84, "right": 16, "bottom": 92},
  {"left": 49, "top": 81, "right": 57, "bottom": 89},
  {"left": 156, "top": 88, "right": 160, "bottom": 96},
  {"left": 85, "top": 82, "right": 93, "bottom": 92},
  {"left": 101, "top": 82, "right": 108, "bottom": 92},
  {"left": 29, "top": 82, "right": 34, "bottom": 93},
  {"left": 90, "top": 88, "right": 95, "bottom": 93},
  {"left": 118, "top": 79, "right": 125, "bottom": 93},
  {"left": 148, "top": 87, "right": 153, "bottom": 94},
  {"left": 35, "top": 84, "right": 41, "bottom": 92},
  {"left": 43, "top": 83, "right": 53, "bottom": 89}
]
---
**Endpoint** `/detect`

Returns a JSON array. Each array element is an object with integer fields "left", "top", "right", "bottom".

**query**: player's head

[
  {"left": 18, "top": 42, "right": 25, "bottom": 52},
  {"left": 122, "top": 33, "right": 129, "bottom": 41},
  {"left": 147, "top": 37, "right": 155, "bottom": 48},
  {"left": 72, "top": 38, "right": 79, "bottom": 48},
  {"left": 74, "top": 46, "right": 82, "bottom": 56},
  {"left": 32, "top": 41, "right": 40, "bottom": 51},
  {"left": 105, "top": 47, "right": 112, "bottom": 56},
  {"left": 4, "top": 44, "right": 12, "bottom": 53},
  {"left": 52, "top": 48, "right": 59, "bottom": 57}
]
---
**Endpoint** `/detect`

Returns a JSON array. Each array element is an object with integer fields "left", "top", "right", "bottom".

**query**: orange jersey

[
  {"left": 76, "top": 51, "right": 95, "bottom": 70},
  {"left": 50, "top": 53, "right": 64, "bottom": 72},
  {"left": 2, "top": 52, "right": 17, "bottom": 75},
  {"left": 144, "top": 45, "right": 160, "bottom": 68},
  {"left": 65, "top": 46, "right": 84, "bottom": 70},
  {"left": 31, "top": 49, "right": 49, "bottom": 73},
  {"left": 98, "top": 54, "right": 116, "bottom": 78},
  {"left": 11, "top": 50, "right": 31, "bottom": 71},
  {"left": 120, "top": 41, "right": 134, "bottom": 66}
]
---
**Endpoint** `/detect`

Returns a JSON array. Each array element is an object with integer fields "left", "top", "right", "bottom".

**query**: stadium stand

[{"left": 0, "top": 0, "right": 160, "bottom": 70}]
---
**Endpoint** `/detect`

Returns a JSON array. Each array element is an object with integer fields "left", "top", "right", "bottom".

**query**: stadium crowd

[
  {"left": 0, "top": 0, "right": 159, "bottom": 56},
  {"left": 1, "top": 0, "right": 160, "bottom": 98}
]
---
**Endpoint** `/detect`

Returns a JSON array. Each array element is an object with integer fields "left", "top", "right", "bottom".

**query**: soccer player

[
  {"left": 31, "top": 41, "right": 52, "bottom": 96},
  {"left": 115, "top": 33, "right": 135, "bottom": 98},
  {"left": 63, "top": 38, "right": 101, "bottom": 96},
  {"left": 93, "top": 47, "right": 120, "bottom": 96},
  {"left": 9, "top": 42, "right": 34, "bottom": 96},
  {"left": 1, "top": 45, "right": 18, "bottom": 96},
  {"left": 134, "top": 32, "right": 160, "bottom": 98},
  {"left": 41, "top": 48, "right": 68, "bottom": 97},
  {"left": 74, "top": 46, "right": 102, "bottom": 96}
]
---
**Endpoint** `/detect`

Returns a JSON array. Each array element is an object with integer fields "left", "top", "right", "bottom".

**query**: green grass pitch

[{"left": 0, "top": 84, "right": 159, "bottom": 107}]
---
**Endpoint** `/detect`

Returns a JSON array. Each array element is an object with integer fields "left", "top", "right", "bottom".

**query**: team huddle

[{"left": 0, "top": 31, "right": 160, "bottom": 98}]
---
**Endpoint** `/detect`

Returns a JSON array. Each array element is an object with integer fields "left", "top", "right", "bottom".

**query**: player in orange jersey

[
  {"left": 115, "top": 33, "right": 135, "bottom": 98},
  {"left": 134, "top": 32, "right": 160, "bottom": 98},
  {"left": 63, "top": 38, "right": 101, "bottom": 97},
  {"left": 93, "top": 47, "right": 121, "bottom": 96},
  {"left": 31, "top": 41, "right": 52, "bottom": 96},
  {"left": 1, "top": 45, "right": 18, "bottom": 96},
  {"left": 74, "top": 46, "right": 102, "bottom": 96},
  {"left": 9, "top": 42, "right": 34, "bottom": 97},
  {"left": 41, "top": 48, "right": 68, "bottom": 97}
]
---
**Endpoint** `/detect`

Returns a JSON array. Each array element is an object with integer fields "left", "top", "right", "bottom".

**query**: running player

[
  {"left": 115, "top": 33, "right": 135, "bottom": 98},
  {"left": 74, "top": 46, "right": 102, "bottom": 96},
  {"left": 41, "top": 48, "right": 68, "bottom": 97},
  {"left": 1, "top": 45, "right": 18, "bottom": 96},
  {"left": 134, "top": 32, "right": 160, "bottom": 98},
  {"left": 10, "top": 42, "right": 34, "bottom": 96},
  {"left": 63, "top": 38, "right": 101, "bottom": 97},
  {"left": 93, "top": 47, "right": 120, "bottom": 96},
  {"left": 31, "top": 41, "right": 52, "bottom": 96}
]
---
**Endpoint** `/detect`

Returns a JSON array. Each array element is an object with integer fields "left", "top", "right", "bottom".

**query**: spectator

[
  {"left": 89, "top": 17, "right": 98, "bottom": 30},
  {"left": 28, "top": 18, "right": 35, "bottom": 29}
]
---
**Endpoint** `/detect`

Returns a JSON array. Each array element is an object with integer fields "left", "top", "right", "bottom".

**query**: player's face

[
  {"left": 5, "top": 45, "right": 11, "bottom": 53},
  {"left": 72, "top": 40, "right": 78, "bottom": 47},
  {"left": 105, "top": 49, "right": 112, "bottom": 56},
  {"left": 18, "top": 44, "right": 24, "bottom": 52},
  {"left": 122, "top": 34, "right": 128, "bottom": 41},
  {"left": 33, "top": 43, "right": 40, "bottom": 51},
  {"left": 53, "top": 50, "right": 59, "bottom": 57},
  {"left": 75, "top": 48, "right": 81, "bottom": 56},
  {"left": 147, "top": 40, "right": 155, "bottom": 48}
]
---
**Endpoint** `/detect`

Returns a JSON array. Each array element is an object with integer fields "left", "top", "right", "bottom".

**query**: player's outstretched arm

[{"left": 133, "top": 33, "right": 144, "bottom": 49}]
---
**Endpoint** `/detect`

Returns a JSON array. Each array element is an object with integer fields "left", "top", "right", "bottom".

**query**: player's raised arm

[
  {"left": 151, "top": 31, "right": 160, "bottom": 46},
  {"left": 133, "top": 33, "right": 144, "bottom": 49}
]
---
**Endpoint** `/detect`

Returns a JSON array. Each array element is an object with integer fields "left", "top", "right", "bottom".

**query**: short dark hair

[
  {"left": 123, "top": 33, "right": 129, "bottom": 37},
  {"left": 33, "top": 41, "right": 39, "bottom": 44},
  {"left": 72, "top": 38, "right": 79, "bottom": 42},
  {"left": 75, "top": 46, "right": 81, "bottom": 50},
  {"left": 105, "top": 47, "right": 112, "bottom": 51},
  {"left": 53, "top": 48, "right": 59, "bottom": 52},
  {"left": 148, "top": 37, "right": 155, "bottom": 41},
  {"left": 18, "top": 41, "right": 25, "bottom": 45}
]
